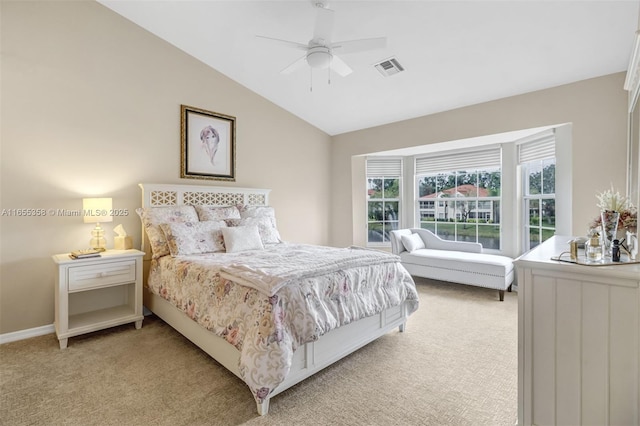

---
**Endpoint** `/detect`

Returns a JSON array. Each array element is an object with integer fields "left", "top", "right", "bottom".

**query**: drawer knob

[{"left": 99, "top": 272, "right": 107, "bottom": 278}]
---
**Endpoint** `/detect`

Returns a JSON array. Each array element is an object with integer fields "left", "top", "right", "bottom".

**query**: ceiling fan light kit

[{"left": 306, "top": 46, "right": 332, "bottom": 69}]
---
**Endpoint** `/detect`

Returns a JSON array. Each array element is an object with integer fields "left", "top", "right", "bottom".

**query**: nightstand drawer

[{"left": 68, "top": 260, "right": 136, "bottom": 291}]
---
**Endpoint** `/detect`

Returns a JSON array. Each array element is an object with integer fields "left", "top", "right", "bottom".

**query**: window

[
  {"left": 366, "top": 158, "right": 401, "bottom": 244},
  {"left": 362, "top": 127, "right": 564, "bottom": 255},
  {"left": 416, "top": 148, "right": 502, "bottom": 249},
  {"left": 519, "top": 131, "right": 556, "bottom": 250}
]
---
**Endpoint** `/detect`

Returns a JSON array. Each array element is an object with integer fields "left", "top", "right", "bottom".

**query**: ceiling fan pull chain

[
  {"left": 328, "top": 63, "right": 331, "bottom": 85},
  {"left": 310, "top": 67, "right": 313, "bottom": 92}
]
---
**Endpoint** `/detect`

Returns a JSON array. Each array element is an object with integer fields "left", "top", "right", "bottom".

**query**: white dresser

[{"left": 515, "top": 236, "right": 640, "bottom": 426}]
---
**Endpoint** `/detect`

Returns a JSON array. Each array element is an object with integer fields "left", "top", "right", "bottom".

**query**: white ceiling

[{"left": 98, "top": 0, "right": 639, "bottom": 136}]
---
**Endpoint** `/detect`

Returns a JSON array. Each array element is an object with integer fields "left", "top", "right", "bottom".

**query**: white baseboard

[
  {"left": 0, "top": 324, "right": 55, "bottom": 345},
  {"left": 1, "top": 310, "right": 153, "bottom": 345}
]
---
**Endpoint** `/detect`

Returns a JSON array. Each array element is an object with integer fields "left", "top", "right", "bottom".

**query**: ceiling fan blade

[
  {"left": 313, "top": 6, "right": 334, "bottom": 43},
  {"left": 255, "top": 35, "right": 308, "bottom": 51},
  {"left": 331, "top": 37, "right": 387, "bottom": 54},
  {"left": 330, "top": 55, "right": 352, "bottom": 77},
  {"left": 281, "top": 55, "right": 308, "bottom": 75}
]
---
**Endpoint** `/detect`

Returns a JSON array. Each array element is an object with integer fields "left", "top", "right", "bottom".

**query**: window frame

[
  {"left": 365, "top": 157, "right": 403, "bottom": 246},
  {"left": 416, "top": 166, "right": 503, "bottom": 250},
  {"left": 360, "top": 126, "right": 566, "bottom": 256},
  {"left": 366, "top": 175, "right": 402, "bottom": 245},
  {"left": 522, "top": 158, "right": 556, "bottom": 250}
]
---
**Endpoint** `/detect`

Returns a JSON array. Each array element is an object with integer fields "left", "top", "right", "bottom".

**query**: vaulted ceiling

[{"left": 99, "top": 0, "right": 639, "bottom": 136}]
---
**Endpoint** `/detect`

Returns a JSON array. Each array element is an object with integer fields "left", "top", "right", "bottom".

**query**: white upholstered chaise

[{"left": 390, "top": 228, "right": 514, "bottom": 301}]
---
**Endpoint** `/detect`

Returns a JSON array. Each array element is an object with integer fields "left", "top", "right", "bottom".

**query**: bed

[{"left": 138, "top": 183, "right": 419, "bottom": 415}]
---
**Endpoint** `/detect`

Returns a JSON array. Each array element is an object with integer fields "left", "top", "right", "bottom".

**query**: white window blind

[
  {"left": 518, "top": 130, "right": 556, "bottom": 163},
  {"left": 415, "top": 148, "right": 501, "bottom": 175},
  {"left": 366, "top": 158, "right": 402, "bottom": 176}
]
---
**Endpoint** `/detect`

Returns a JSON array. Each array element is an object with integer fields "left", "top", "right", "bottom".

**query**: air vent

[{"left": 374, "top": 57, "right": 405, "bottom": 77}]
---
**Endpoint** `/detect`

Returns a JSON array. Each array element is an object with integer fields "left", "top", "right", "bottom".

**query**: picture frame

[{"left": 180, "top": 105, "right": 236, "bottom": 181}]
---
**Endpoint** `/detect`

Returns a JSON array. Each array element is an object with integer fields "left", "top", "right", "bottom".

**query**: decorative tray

[{"left": 551, "top": 251, "right": 640, "bottom": 266}]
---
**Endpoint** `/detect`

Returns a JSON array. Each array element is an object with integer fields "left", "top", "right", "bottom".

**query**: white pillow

[
  {"left": 401, "top": 233, "right": 426, "bottom": 252},
  {"left": 160, "top": 220, "right": 227, "bottom": 256},
  {"left": 226, "top": 216, "right": 281, "bottom": 244},
  {"left": 222, "top": 225, "right": 265, "bottom": 253}
]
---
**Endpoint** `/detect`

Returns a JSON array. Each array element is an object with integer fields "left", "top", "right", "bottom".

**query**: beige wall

[
  {"left": 331, "top": 73, "right": 629, "bottom": 248},
  {"left": 0, "top": 1, "right": 332, "bottom": 334},
  {"left": 0, "top": 0, "right": 631, "bottom": 336}
]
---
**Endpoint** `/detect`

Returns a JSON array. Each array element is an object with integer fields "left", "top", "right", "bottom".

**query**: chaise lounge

[{"left": 390, "top": 228, "right": 514, "bottom": 301}]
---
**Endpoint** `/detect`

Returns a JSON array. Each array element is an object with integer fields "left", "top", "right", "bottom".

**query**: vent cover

[{"left": 374, "top": 57, "right": 405, "bottom": 77}]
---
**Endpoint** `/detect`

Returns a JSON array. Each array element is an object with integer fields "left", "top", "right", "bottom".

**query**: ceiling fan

[{"left": 256, "top": 1, "right": 387, "bottom": 78}]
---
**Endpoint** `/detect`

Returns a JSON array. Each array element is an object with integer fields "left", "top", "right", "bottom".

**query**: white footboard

[{"left": 144, "top": 286, "right": 410, "bottom": 415}]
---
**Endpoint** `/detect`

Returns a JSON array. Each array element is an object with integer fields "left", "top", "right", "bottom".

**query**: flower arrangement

[
  {"left": 596, "top": 186, "right": 631, "bottom": 212},
  {"left": 589, "top": 186, "right": 637, "bottom": 233}
]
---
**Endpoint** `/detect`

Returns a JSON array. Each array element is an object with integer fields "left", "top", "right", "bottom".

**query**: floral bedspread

[
  {"left": 219, "top": 245, "right": 405, "bottom": 296},
  {"left": 148, "top": 243, "right": 419, "bottom": 404}
]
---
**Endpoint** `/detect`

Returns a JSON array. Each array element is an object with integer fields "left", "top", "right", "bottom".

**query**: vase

[{"left": 600, "top": 210, "right": 620, "bottom": 257}]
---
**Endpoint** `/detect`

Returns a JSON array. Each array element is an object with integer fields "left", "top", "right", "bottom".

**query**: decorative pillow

[
  {"left": 226, "top": 216, "right": 281, "bottom": 244},
  {"left": 222, "top": 225, "right": 264, "bottom": 253},
  {"left": 135, "top": 206, "right": 199, "bottom": 259},
  {"left": 194, "top": 205, "right": 241, "bottom": 222},
  {"left": 236, "top": 205, "right": 277, "bottom": 228},
  {"left": 401, "top": 233, "right": 426, "bottom": 252},
  {"left": 160, "top": 220, "right": 227, "bottom": 256}
]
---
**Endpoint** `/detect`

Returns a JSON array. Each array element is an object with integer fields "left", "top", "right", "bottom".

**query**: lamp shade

[{"left": 82, "top": 198, "right": 113, "bottom": 224}]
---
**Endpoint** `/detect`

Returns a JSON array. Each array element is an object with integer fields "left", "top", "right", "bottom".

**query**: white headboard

[
  {"left": 138, "top": 183, "right": 271, "bottom": 256},
  {"left": 139, "top": 183, "right": 270, "bottom": 208}
]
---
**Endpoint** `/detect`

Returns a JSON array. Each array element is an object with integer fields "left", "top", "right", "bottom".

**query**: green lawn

[{"left": 420, "top": 222, "right": 500, "bottom": 239}]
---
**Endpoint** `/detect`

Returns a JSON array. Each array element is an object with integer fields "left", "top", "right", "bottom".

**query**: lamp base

[{"left": 89, "top": 224, "right": 107, "bottom": 252}]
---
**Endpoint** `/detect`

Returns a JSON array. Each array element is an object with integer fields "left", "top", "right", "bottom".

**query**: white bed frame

[{"left": 139, "top": 183, "right": 412, "bottom": 415}]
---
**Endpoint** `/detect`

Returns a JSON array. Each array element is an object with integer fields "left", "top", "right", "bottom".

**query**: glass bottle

[
  {"left": 612, "top": 239, "right": 621, "bottom": 262},
  {"left": 586, "top": 235, "right": 603, "bottom": 262}
]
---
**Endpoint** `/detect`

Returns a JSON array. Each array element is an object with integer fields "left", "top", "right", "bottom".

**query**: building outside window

[{"left": 417, "top": 166, "right": 502, "bottom": 249}]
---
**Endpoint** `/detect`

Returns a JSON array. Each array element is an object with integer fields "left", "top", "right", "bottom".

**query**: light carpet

[{"left": 0, "top": 278, "right": 517, "bottom": 425}]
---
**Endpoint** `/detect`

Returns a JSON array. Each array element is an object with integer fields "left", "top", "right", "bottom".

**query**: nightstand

[{"left": 52, "top": 249, "right": 144, "bottom": 349}]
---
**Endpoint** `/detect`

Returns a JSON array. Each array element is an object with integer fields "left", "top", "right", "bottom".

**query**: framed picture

[{"left": 181, "top": 105, "right": 236, "bottom": 181}]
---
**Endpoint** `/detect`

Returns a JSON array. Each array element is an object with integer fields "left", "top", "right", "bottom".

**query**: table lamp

[{"left": 83, "top": 197, "right": 113, "bottom": 251}]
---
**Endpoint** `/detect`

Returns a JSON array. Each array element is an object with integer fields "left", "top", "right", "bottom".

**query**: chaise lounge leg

[
  {"left": 507, "top": 284, "right": 513, "bottom": 292},
  {"left": 498, "top": 290, "right": 505, "bottom": 301},
  {"left": 399, "top": 323, "right": 406, "bottom": 333}
]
